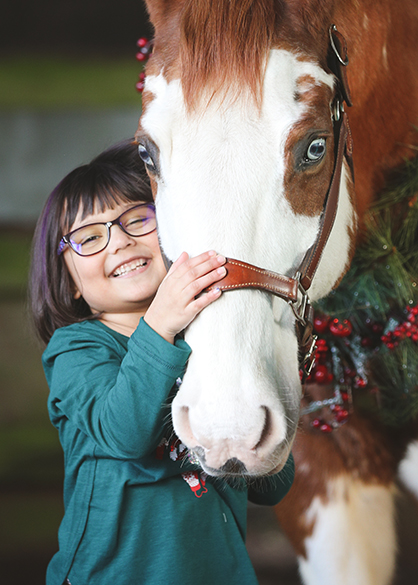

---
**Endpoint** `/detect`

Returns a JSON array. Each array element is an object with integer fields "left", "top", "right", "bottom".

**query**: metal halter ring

[{"left": 329, "top": 24, "right": 349, "bottom": 66}]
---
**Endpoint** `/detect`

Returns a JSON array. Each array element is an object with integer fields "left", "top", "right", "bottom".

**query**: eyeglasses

[{"left": 57, "top": 203, "right": 157, "bottom": 257}]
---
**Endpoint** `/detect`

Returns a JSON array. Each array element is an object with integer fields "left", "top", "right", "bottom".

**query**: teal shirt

[{"left": 43, "top": 319, "right": 294, "bottom": 585}]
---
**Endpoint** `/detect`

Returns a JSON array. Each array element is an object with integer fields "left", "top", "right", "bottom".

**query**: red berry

[
  {"left": 137, "top": 37, "right": 148, "bottom": 47},
  {"left": 320, "top": 423, "right": 333, "bottom": 433},
  {"left": 314, "top": 315, "right": 330, "bottom": 334},
  {"left": 313, "top": 364, "right": 330, "bottom": 384},
  {"left": 335, "top": 409, "right": 349, "bottom": 423},
  {"left": 136, "top": 52, "right": 147, "bottom": 62},
  {"left": 311, "top": 419, "right": 321, "bottom": 428},
  {"left": 329, "top": 318, "right": 352, "bottom": 337}
]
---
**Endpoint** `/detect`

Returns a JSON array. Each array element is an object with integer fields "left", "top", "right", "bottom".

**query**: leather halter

[{"left": 206, "top": 25, "right": 354, "bottom": 380}]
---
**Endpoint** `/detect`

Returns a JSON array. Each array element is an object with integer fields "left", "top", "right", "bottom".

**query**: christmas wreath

[{"left": 306, "top": 153, "right": 418, "bottom": 430}]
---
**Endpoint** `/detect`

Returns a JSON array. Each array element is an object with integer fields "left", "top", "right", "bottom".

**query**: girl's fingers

[
  {"left": 186, "top": 265, "right": 226, "bottom": 297},
  {"left": 170, "top": 251, "right": 225, "bottom": 278},
  {"left": 166, "top": 251, "right": 190, "bottom": 275},
  {"left": 163, "top": 251, "right": 226, "bottom": 298},
  {"left": 182, "top": 252, "right": 226, "bottom": 282},
  {"left": 145, "top": 252, "right": 225, "bottom": 341},
  {"left": 190, "top": 286, "right": 223, "bottom": 313}
]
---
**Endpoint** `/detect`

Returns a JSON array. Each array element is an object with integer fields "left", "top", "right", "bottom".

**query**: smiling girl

[{"left": 29, "top": 139, "right": 294, "bottom": 585}]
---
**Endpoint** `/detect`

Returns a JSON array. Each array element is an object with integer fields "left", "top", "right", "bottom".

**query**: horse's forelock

[{"left": 179, "top": 0, "right": 280, "bottom": 108}]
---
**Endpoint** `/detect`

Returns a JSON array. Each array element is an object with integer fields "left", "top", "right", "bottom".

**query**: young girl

[{"left": 29, "top": 139, "right": 294, "bottom": 585}]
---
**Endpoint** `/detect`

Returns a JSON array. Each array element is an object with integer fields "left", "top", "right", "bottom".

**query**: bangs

[
  {"left": 58, "top": 149, "right": 152, "bottom": 233},
  {"left": 61, "top": 179, "right": 138, "bottom": 233}
]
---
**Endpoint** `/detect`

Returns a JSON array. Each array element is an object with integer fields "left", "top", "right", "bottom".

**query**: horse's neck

[{"left": 334, "top": 0, "right": 418, "bottom": 220}]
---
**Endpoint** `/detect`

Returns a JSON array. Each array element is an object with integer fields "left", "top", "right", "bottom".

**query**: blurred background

[
  {"left": 0, "top": 3, "right": 298, "bottom": 583},
  {"left": 0, "top": 2, "right": 417, "bottom": 585}
]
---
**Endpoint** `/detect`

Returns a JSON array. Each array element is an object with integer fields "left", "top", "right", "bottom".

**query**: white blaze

[{"left": 140, "top": 50, "right": 355, "bottom": 475}]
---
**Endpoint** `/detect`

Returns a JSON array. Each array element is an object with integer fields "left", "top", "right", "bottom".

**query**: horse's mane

[{"left": 179, "top": 0, "right": 280, "bottom": 108}]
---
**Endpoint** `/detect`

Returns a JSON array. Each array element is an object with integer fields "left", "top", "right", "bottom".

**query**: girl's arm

[{"left": 45, "top": 319, "right": 190, "bottom": 459}]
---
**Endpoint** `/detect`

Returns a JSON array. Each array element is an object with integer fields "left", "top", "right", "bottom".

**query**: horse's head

[{"left": 136, "top": 0, "right": 357, "bottom": 476}]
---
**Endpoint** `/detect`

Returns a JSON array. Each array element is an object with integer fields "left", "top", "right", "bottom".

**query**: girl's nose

[{"left": 107, "top": 224, "right": 136, "bottom": 253}]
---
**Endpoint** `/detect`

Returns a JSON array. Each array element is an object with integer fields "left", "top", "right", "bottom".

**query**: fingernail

[
  {"left": 217, "top": 266, "right": 226, "bottom": 275},
  {"left": 216, "top": 254, "right": 226, "bottom": 264},
  {"left": 213, "top": 287, "right": 221, "bottom": 295}
]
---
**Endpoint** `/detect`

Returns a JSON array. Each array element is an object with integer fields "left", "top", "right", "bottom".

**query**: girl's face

[{"left": 62, "top": 201, "right": 167, "bottom": 329}]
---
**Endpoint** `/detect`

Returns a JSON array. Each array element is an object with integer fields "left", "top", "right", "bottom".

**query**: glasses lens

[
  {"left": 69, "top": 224, "right": 108, "bottom": 256},
  {"left": 121, "top": 205, "right": 156, "bottom": 236}
]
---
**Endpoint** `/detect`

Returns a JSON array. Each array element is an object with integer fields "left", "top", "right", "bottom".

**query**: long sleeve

[
  {"left": 43, "top": 319, "right": 191, "bottom": 459},
  {"left": 247, "top": 452, "right": 295, "bottom": 506}
]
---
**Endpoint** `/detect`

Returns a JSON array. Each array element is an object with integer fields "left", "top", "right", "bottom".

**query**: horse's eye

[
  {"left": 305, "top": 138, "right": 326, "bottom": 162},
  {"left": 138, "top": 144, "right": 156, "bottom": 170}
]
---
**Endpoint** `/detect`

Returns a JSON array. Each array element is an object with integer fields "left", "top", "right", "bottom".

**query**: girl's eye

[
  {"left": 305, "top": 138, "right": 326, "bottom": 163},
  {"left": 138, "top": 144, "right": 156, "bottom": 170},
  {"left": 126, "top": 217, "right": 146, "bottom": 228},
  {"left": 82, "top": 235, "right": 100, "bottom": 244}
]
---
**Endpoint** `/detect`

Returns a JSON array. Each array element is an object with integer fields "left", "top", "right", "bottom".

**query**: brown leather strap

[
  {"left": 297, "top": 111, "right": 349, "bottom": 292},
  {"left": 328, "top": 25, "right": 353, "bottom": 108},
  {"left": 210, "top": 258, "right": 299, "bottom": 302}
]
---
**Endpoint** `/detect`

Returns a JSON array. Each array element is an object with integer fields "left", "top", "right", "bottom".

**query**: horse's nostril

[
  {"left": 220, "top": 457, "right": 247, "bottom": 475},
  {"left": 254, "top": 406, "right": 274, "bottom": 452}
]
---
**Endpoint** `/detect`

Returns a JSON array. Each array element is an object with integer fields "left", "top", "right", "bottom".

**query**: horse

[{"left": 135, "top": 1, "right": 418, "bottom": 582}]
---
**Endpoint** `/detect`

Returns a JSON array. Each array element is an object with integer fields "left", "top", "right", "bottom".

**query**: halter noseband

[{"left": 205, "top": 25, "right": 353, "bottom": 380}]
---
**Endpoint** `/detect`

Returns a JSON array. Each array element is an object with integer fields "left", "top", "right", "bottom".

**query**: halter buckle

[
  {"left": 289, "top": 275, "right": 309, "bottom": 326},
  {"left": 299, "top": 334, "right": 318, "bottom": 382}
]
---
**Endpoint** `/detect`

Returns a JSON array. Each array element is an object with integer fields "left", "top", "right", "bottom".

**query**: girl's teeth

[{"left": 113, "top": 260, "right": 147, "bottom": 277}]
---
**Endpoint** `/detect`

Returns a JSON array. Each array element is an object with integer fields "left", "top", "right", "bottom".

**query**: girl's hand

[{"left": 144, "top": 251, "right": 226, "bottom": 343}]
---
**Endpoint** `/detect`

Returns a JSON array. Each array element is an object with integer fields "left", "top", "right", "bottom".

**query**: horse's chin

[{"left": 185, "top": 431, "right": 296, "bottom": 478}]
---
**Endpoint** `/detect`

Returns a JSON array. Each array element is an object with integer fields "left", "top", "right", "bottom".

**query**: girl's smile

[
  {"left": 63, "top": 202, "right": 167, "bottom": 334},
  {"left": 110, "top": 256, "right": 151, "bottom": 278}
]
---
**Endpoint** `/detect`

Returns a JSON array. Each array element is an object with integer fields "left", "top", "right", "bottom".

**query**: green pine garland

[{"left": 313, "top": 153, "right": 418, "bottom": 427}]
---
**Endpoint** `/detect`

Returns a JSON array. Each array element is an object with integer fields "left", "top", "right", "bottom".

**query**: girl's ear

[{"left": 73, "top": 287, "right": 81, "bottom": 300}]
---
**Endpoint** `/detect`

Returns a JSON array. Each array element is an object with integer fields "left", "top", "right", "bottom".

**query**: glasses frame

[{"left": 57, "top": 203, "right": 156, "bottom": 257}]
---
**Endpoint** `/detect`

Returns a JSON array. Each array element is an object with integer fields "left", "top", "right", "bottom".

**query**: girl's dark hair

[{"left": 29, "top": 139, "right": 153, "bottom": 345}]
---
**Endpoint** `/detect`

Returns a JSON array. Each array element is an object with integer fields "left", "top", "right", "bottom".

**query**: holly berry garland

[{"left": 308, "top": 153, "right": 418, "bottom": 429}]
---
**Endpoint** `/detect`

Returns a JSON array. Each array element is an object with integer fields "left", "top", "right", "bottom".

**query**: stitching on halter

[{"left": 228, "top": 259, "right": 292, "bottom": 284}]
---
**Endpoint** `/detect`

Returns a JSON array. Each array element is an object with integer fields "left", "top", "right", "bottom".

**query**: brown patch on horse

[
  {"left": 179, "top": 0, "right": 281, "bottom": 109},
  {"left": 283, "top": 78, "right": 335, "bottom": 217},
  {"left": 275, "top": 389, "right": 414, "bottom": 557}
]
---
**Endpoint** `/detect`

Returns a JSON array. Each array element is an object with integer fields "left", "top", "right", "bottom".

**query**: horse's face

[{"left": 137, "top": 7, "right": 356, "bottom": 476}]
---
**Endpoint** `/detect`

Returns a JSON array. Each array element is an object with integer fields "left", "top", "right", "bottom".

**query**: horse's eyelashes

[{"left": 294, "top": 135, "right": 328, "bottom": 171}]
